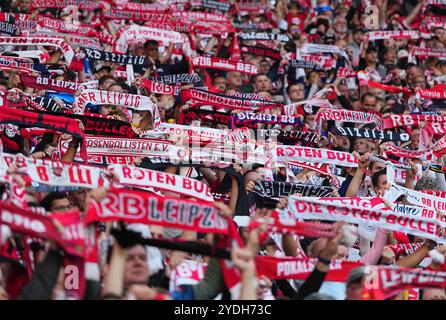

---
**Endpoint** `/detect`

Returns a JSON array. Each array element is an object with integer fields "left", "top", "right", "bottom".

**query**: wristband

[{"left": 317, "top": 256, "right": 331, "bottom": 265}]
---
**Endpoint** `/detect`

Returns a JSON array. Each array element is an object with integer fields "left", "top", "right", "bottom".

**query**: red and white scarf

[
  {"left": 384, "top": 143, "right": 433, "bottom": 160},
  {"left": 367, "top": 80, "right": 413, "bottom": 95},
  {"left": 172, "top": 11, "right": 228, "bottom": 22},
  {"left": 300, "top": 43, "right": 349, "bottom": 61},
  {"left": 155, "top": 122, "right": 227, "bottom": 145},
  {"left": 28, "top": 30, "right": 101, "bottom": 50},
  {"left": 115, "top": 25, "right": 183, "bottom": 53},
  {"left": 256, "top": 256, "right": 363, "bottom": 282},
  {"left": 217, "top": 219, "right": 243, "bottom": 299},
  {"left": 2, "top": 153, "right": 105, "bottom": 189},
  {"left": 298, "top": 54, "right": 337, "bottom": 69},
  {"left": 73, "top": 89, "right": 160, "bottom": 128},
  {"left": 315, "top": 108, "right": 383, "bottom": 127},
  {"left": 382, "top": 114, "right": 446, "bottom": 129},
  {"left": 108, "top": 164, "right": 214, "bottom": 202},
  {"left": 337, "top": 67, "right": 357, "bottom": 78},
  {"left": 0, "top": 201, "right": 82, "bottom": 256},
  {"left": 284, "top": 98, "right": 333, "bottom": 116},
  {"left": 384, "top": 184, "right": 446, "bottom": 212},
  {"left": 411, "top": 46, "right": 446, "bottom": 58},
  {"left": 182, "top": 88, "right": 280, "bottom": 111},
  {"left": 417, "top": 84, "right": 446, "bottom": 100},
  {"left": 141, "top": 79, "right": 181, "bottom": 96},
  {"left": 20, "top": 74, "right": 91, "bottom": 94},
  {"left": 85, "top": 188, "right": 229, "bottom": 234},
  {"left": 273, "top": 145, "right": 359, "bottom": 167},
  {"left": 24, "top": 162, "right": 104, "bottom": 189},
  {"left": 7, "top": 50, "right": 49, "bottom": 63},
  {"left": 60, "top": 135, "right": 187, "bottom": 160},
  {"left": 388, "top": 243, "right": 423, "bottom": 259},
  {"left": 362, "top": 266, "right": 446, "bottom": 300},
  {"left": 31, "top": 0, "right": 101, "bottom": 10},
  {"left": 285, "top": 196, "right": 446, "bottom": 242},
  {"left": 432, "top": 134, "right": 446, "bottom": 157},
  {"left": 0, "top": 203, "right": 87, "bottom": 298},
  {"left": 169, "top": 259, "right": 207, "bottom": 291},
  {"left": 103, "top": 10, "right": 170, "bottom": 22},
  {"left": 366, "top": 30, "right": 419, "bottom": 40},
  {"left": 0, "top": 36, "right": 74, "bottom": 65},
  {"left": 425, "top": 124, "right": 446, "bottom": 138},
  {"left": 286, "top": 161, "right": 333, "bottom": 176},
  {"left": 36, "top": 17, "right": 98, "bottom": 37},
  {"left": 191, "top": 56, "right": 257, "bottom": 75},
  {"left": 0, "top": 56, "right": 35, "bottom": 73},
  {"left": 421, "top": 190, "right": 446, "bottom": 198}
]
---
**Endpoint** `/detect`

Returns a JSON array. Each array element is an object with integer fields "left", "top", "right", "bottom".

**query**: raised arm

[
  {"left": 346, "top": 152, "right": 369, "bottom": 197},
  {"left": 360, "top": 228, "right": 389, "bottom": 265},
  {"left": 293, "top": 222, "right": 345, "bottom": 300},
  {"left": 397, "top": 240, "right": 436, "bottom": 268}
]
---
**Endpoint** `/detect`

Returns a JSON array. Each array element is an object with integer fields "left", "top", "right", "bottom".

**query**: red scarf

[
  {"left": 85, "top": 188, "right": 229, "bottom": 234},
  {"left": 367, "top": 30, "right": 419, "bottom": 40},
  {"left": 0, "top": 201, "right": 83, "bottom": 257},
  {"left": 256, "top": 256, "right": 363, "bottom": 282},
  {"left": 141, "top": 79, "right": 181, "bottom": 96},
  {"left": 417, "top": 84, "right": 446, "bottom": 99},
  {"left": 20, "top": 74, "right": 82, "bottom": 94},
  {"left": 0, "top": 108, "right": 87, "bottom": 163},
  {"left": 362, "top": 266, "right": 446, "bottom": 300},
  {"left": 368, "top": 80, "right": 413, "bottom": 95},
  {"left": 382, "top": 114, "right": 446, "bottom": 129},
  {"left": 182, "top": 88, "right": 281, "bottom": 110},
  {"left": 108, "top": 164, "right": 214, "bottom": 202},
  {"left": 191, "top": 56, "right": 257, "bottom": 75}
]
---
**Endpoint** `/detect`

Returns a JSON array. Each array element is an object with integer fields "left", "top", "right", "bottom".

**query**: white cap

[{"left": 397, "top": 50, "right": 409, "bottom": 59}]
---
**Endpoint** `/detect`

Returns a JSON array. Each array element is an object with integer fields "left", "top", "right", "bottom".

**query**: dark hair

[
  {"left": 286, "top": 82, "right": 303, "bottom": 95},
  {"left": 144, "top": 40, "right": 159, "bottom": 49},
  {"left": 380, "top": 106, "right": 393, "bottom": 114},
  {"left": 383, "top": 47, "right": 396, "bottom": 55},
  {"left": 371, "top": 169, "right": 386, "bottom": 189},
  {"left": 116, "top": 79, "right": 131, "bottom": 92},
  {"left": 366, "top": 46, "right": 378, "bottom": 54},
  {"left": 95, "top": 66, "right": 112, "bottom": 74},
  {"left": 105, "top": 243, "right": 146, "bottom": 264},
  {"left": 32, "top": 132, "right": 54, "bottom": 153},
  {"left": 360, "top": 92, "right": 376, "bottom": 103},
  {"left": 40, "top": 192, "right": 68, "bottom": 212},
  {"left": 288, "top": 2, "right": 300, "bottom": 10},
  {"left": 99, "top": 75, "right": 116, "bottom": 87},
  {"left": 251, "top": 73, "right": 269, "bottom": 83},
  {"left": 0, "top": 52, "right": 19, "bottom": 57},
  {"left": 106, "top": 83, "right": 123, "bottom": 91}
]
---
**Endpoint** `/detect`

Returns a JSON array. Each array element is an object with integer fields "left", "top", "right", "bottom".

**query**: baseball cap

[{"left": 397, "top": 50, "right": 409, "bottom": 60}]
